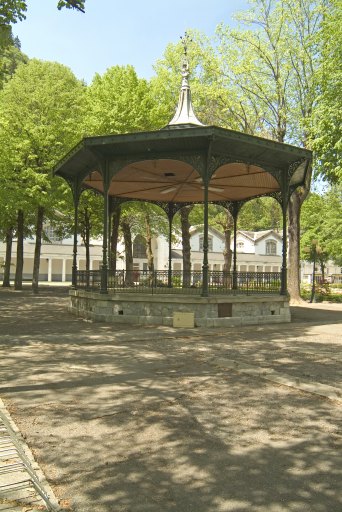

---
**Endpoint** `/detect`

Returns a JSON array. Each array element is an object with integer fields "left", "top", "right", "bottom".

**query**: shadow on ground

[{"left": 0, "top": 288, "right": 341, "bottom": 511}]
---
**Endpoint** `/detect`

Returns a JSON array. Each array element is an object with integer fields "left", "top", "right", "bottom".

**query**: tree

[
  {"left": 78, "top": 191, "right": 103, "bottom": 271},
  {"left": 311, "top": 0, "right": 342, "bottom": 184},
  {"left": 134, "top": 203, "right": 169, "bottom": 272},
  {"left": 154, "top": 3, "right": 321, "bottom": 300},
  {"left": 215, "top": 0, "right": 321, "bottom": 301},
  {"left": 85, "top": 65, "right": 156, "bottom": 136},
  {"left": 0, "top": 103, "right": 33, "bottom": 288},
  {"left": 0, "top": 59, "right": 85, "bottom": 292},
  {"left": 85, "top": 65, "right": 164, "bottom": 272},
  {"left": 0, "top": 33, "right": 27, "bottom": 89},
  {"left": 57, "top": 1, "right": 85, "bottom": 13},
  {"left": 120, "top": 214, "right": 134, "bottom": 285},
  {"left": 109, "top": 201, "right": 122, "bottom": 272},
  {"left": 151, "top": 31, "right": 240, "bottom": 129},
  {"left": 323, "top": 186, "right": 342, "bottom": 265},
  {"left": 239, "top": 197, "right": 282, "bottom": 231},
  {"left": 300, "top": 193, "right": 329, "bottom": 278},
  {"left": 0, "top": 0, "right": 85, "bottom": 27},
  {"left": 300, "top": 187, "right": 342, "bottom": 273}
]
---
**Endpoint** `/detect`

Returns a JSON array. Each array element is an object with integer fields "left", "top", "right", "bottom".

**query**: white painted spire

[{"left": 167, "top": 33, "right": 205, "bottom": 128}]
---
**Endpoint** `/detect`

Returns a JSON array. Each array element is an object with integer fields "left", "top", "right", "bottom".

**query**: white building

[
  {"left": 166, "top": 228, "right": 283, "bottom": 274},
  {"left": 1, "top": 227, "right": 340, "bottom": 283},
  {"left": 0, "top": 229, "right": 103, "bottom": 283}
]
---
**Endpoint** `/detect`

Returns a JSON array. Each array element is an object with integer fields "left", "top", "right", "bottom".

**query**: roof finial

[
  {"left": 181, "top": 31, "right": 191, "bottom": 58},
  {"left": 166, "top": 32, "right": 205, "bottom": 128},
  {"left": 180, "top": 32, "right": 191, "bottom": 86}
]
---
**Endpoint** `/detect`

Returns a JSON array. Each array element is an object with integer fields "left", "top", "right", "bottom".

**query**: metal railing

[{"left": 76, "top": 270, "right": 281, "bottom": 295}]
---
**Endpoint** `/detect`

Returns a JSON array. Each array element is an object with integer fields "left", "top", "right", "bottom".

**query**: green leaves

[
  {"left": 0, "top": 1, "right": 27, "bottom": 26},
  {"left": 57, "top": 1, "right": 85, "bottom": 13},
  {"left": 0, "top": 58, "right": 85, "bottom": 233},
  {"left": 300, "top": 187, "right": 342, "bottom": 265},
  {"left": 85, "top": 65, "right": 156, "bottom": 136},
  {"left": 0, "top": 1, "right": 85, "bottom": 27},
  {"left": 311, "top": 0, "right": 342, "bottom": 184}
]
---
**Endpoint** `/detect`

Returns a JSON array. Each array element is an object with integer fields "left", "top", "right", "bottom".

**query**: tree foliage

[
  {"left": 85, "top": 65, "right": 157, "bottom": 136},
  {"left": 0, "top": 0, "right": 85, "bottom": 27},
  {"left": 311, "top": 0, "right": 342, "bottom": 183},
  {"left": 301, "top": 187, "right": 342, "bottom": 267},
  {"left": 0, "top": 58, "right": 85, "bottom": 288}
]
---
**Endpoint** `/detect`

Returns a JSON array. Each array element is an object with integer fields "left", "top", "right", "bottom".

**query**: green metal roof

[{"left": 54, "top": 125, "right": 312, "bottom": 204}]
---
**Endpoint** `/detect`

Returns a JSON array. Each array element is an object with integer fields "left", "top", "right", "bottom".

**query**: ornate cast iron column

[
  {"left": 71, "top": 178, "right": 81, "bottom": 289},
  {"left": 167, "top": 203, "right": 174, "bottom": 288},
  {"left": 280, "top": 198, "right": 288, "bottom": 295},
  {"left": 202, "top": 178, "right": 209, "bottom": 297},
  {"left": 101, "top": 160, "right": 110, "bottom": 294},
  {"left": 232, "top": 203, "right": 239, "bottom": 290},
  {"left": 108, "top": 204, "right": 112, "bottom": 268},
  {"left": 279, "top": 165, "right": 290, "bottom": 296}
]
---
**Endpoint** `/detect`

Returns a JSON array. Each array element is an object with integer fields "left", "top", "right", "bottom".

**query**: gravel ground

[{"left": 0, "top": 287, "right": 341, "bottom": 512}]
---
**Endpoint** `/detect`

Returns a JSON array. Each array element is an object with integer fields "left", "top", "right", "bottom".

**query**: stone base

[{"left": 69, "top": 290, "right": 291, "bottom": 327}]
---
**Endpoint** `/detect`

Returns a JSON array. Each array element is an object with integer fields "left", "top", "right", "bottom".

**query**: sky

[{"left": 12, "top": 0, "right": 248, "bottom": 84}]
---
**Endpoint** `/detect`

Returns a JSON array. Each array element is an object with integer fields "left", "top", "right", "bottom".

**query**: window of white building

[
  {"left": 266, "top": 240, "right": 277, "bottom": 255},
  {"left": 133, "top": 235, "right": 146, "bottom": 258},
  {"left": 199, "top": 236, "right": 213, "bottom": 251},
  {"left": 44, "top": 225, "right": 61, "bottom": 243},
  {"left": 237, "top": 241, "right": 244, "bottom": 251}
]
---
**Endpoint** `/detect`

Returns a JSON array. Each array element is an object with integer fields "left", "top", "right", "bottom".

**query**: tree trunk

[
  {"left": 110, "top": 205, "right": 121, "bottom": 272},
  {"left": 223, "top": 227, "right": 232, "bottom": 288},
  {"left": 14, "top": 210, "right": 24, "bottom": 290},
  {"left": 319, "top": 259, "right": 325, "bottom": 282},
  {"left": 223, "top": 210, "right": 233, "bottom": 272},
  {"left": 288, "top": 192, "right": 301, "bottom": 301},
  {"left": 288, "top": 164, "right": 312, "bottom": 302},
  {"left": 2, "top": 226, "right": 14, "bottom": 287},
  {"left": 121, "top": 219, "right": 133, "bottom": 285},
  {"left": 145, "top": 212, "right": 154, "bottom": 272},
  {"left": 32, "top": 206, "right": 44, "bottom": 294},
  {"left": 83, "top": 208, "right": 91, "bottom": 272},
  {"left": 180, "top": 206, "right": 193, "bottom": 287}
]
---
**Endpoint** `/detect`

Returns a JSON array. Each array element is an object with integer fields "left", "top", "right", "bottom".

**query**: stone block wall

[{"left": 69, "top": 290, "right": 291, "bottom": 327}]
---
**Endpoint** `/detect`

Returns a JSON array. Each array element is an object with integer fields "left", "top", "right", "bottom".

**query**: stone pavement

[{"left": 0, "top": 287, "right": 341, "bottom": 512}]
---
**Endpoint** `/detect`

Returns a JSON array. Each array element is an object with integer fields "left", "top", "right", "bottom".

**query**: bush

[
  {"left": 300, "top": 287, "right": 342, "bottom": 303},
  {"left": 331, "top": 283, "right": 342, "bottom": 289},
  {"left": 172, "top": 276, "right": 182, "bottom": 287}
]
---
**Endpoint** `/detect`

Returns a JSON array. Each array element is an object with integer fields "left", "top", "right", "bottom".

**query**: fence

[{"left": 76, "top": 269, "right": 282, "bottom": 295}]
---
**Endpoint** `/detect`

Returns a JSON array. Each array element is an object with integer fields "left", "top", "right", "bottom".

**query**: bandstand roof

[
  {"left": 54, "top": 47, "right": 312, "bottom": 205},
  {"left": 54, "top": 126, "right": 311, "bottom": 204}
]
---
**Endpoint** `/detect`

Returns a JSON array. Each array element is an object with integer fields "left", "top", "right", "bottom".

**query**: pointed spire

[{"left": 166, "top": 32, "right": 205, "bottom": 128}]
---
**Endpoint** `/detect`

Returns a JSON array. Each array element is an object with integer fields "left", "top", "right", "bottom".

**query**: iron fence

[{"left": 76, "top": 270, "right": 281, "bottom": 295}]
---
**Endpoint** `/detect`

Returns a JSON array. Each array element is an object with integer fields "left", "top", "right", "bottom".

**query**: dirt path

[{"left": 0, "top": 288, "right": 341, "bottom": 512}]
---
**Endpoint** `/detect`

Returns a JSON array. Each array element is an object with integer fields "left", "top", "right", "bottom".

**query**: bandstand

[{"left": 54, "top": 42, "right": 312, "bottom": 328}]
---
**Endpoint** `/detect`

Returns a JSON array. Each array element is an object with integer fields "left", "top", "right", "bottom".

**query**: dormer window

[
  {"left": 44, "top": 225, "right": 61, "bottom": 243},
  {"left": 266, "top": 240, "right": 277, "bottom": 255},
  {"left": 199, "top": 236, "right": 213, "bottom": 251},
  {"left": 237, "top": 242, "right": 244, "bottom": 251}
]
